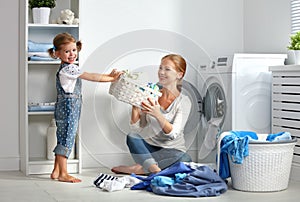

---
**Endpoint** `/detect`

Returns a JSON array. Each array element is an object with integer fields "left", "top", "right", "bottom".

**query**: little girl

[{"left": 48, "top": 32, "right": 122, "bottom": 183}]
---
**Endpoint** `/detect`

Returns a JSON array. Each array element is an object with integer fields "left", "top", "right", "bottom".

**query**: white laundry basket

[
  {"left": 217, "top": 132, "right": 296, "bottom": 192},
  {"left": 109, "top": 72, "right": 162, "bottom": 107}
]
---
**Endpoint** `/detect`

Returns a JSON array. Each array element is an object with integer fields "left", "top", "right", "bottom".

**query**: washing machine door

[
  {"left": 180, "top": 80, "right": 203, "bottom": 149},
  {"left": 203, "top": 82, "right": 226, "bottom": 128},
  {"left": 198, "top": 82, "right": 227, "bottom": 161}
]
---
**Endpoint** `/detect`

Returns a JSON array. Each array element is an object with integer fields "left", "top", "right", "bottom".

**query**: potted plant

[
  {"left": 29, "top": 0, "right": 56, "bottom": 24},
  {"left": 287, "top": 31, "right": 300, "bottom": 64}
]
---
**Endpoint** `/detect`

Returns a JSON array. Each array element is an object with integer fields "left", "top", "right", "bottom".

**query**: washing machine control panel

[{"left": 205, "top": 56, "right": 233, "bottom": 73}]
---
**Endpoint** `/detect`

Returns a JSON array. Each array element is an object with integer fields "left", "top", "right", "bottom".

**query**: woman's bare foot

[
  {"left": 111, "top": 164, "right": 145, "bottom": 175},
  {"left": 58, "top": 174, "right": 81, "bottom": 183},
  {"left": 148, "top": 164, "right": 161, "bottom": 174}
]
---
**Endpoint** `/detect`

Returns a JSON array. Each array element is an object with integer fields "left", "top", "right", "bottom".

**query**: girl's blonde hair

[{"left": 48, "top": 32, "right": 82, "bottom": 59}]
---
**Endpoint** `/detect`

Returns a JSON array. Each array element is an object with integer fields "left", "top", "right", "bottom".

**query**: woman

[{"left": 112, "top": 54, "right": 192, "bottom": 175}]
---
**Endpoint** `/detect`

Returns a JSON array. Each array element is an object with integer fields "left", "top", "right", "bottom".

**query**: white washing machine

[
  {"left": 196, "top": 56, "right": 234, "bottom": 163},
  {"left": 197, "top": 53, "right": 287, "bottom": 163}
]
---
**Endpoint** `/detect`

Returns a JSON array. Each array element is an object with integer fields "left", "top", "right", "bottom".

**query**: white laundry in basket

[{"left": 109, "top": 71, "right": 162, "bottom": 108}]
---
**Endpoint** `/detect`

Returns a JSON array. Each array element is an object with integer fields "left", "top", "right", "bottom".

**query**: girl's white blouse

[{"left": 59, "top": 64, "right": 83, "bottom": 93}]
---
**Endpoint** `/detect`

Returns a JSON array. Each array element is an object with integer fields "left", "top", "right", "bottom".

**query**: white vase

[
  {"left": 32, "top": 7, "right": 51, "bottom": 24},
  {"left": 287, "top": 50, "right": 300, "bottom": 65}
]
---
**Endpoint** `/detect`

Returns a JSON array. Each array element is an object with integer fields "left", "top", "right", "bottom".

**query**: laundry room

[{"left": 1, "top": 0, "right": 300, "bottom": 201}]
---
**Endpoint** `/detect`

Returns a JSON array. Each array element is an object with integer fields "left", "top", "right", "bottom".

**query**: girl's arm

[{"left": 79, "top": 69, "right": 122, "bottom": 82}]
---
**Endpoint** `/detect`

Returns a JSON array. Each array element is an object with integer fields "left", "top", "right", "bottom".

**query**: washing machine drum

[
  {"left": 180, "top": 80, "right": 227, "bottom": 134},
  {"left": 198, "top": 82, "right": 227, "bottom": 160},
  {"left": 203, "top": 82, "right": 226, "bottom": 128}
]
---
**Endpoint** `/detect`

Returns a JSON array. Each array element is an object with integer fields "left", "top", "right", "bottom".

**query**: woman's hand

[
  {"left": 141, "top": 98, "right": 161, "bottom": 118},
  {"left": 142, "top": 98, "right": 172, "bottom": 133}
]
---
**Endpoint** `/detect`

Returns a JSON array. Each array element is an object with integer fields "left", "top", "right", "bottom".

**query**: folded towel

[
  {"left": 28, "top": 52, "right": 50, "bottom": 58},
  {"left": 28, "top": 56, "right": 58, "bottom": 61},
  {"left": 28, "top": 40, "right": 53, "bottom": 52}
]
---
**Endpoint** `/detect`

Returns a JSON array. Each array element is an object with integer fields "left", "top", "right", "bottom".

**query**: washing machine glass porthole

[{"left": 204, "top": 83, "right": 226, "bottom": 128}]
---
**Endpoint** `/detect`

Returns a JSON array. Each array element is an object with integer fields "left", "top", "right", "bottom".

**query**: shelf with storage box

[
  {"left": 20, "top": 0, "right": 81, "bottom": 175},
  {"left": 269, "top": 65, "right": 300, "bottom": 165}
]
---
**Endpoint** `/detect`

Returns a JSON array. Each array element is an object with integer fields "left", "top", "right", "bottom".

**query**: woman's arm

[
  {"left": 131, "top": 106, "right": 141, "bottom": 124},
  {"left": 142, "top": 96, "right": 191, "bottom": 137},
  {"left": 141, "top": 98, "right": 173, "bottom": 134}
]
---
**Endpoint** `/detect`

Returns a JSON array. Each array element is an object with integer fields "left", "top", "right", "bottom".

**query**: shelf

[
  {"left": 28, "top": 61, "right": 78, "bottom": 65},
  {"left": 28, "top": 111, "right": 54, "bottom": 115},
  {"left": 28, "top": 23, "right": 79, "bottom": 28},
  {"left": 20, "top": 0, "right": 81, "bottom": 176}
]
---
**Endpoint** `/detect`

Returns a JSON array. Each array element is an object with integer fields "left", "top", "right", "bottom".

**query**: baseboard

[
  {"left": 82, "top": 149, "right": 199, "bottom": 169},
  {"left": 0, "top": 157, "right": 20, "bottom": 171},
  {"left": 82, "top": 152, "right": 134, "bottom": 169}
]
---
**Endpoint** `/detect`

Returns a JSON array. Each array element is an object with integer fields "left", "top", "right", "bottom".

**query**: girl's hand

[
  {"left": 109, "top": 69, "right": 123, "bottom": 81},
  {"left": 141, "top": 98, "right": 161, "bottom": 118}
]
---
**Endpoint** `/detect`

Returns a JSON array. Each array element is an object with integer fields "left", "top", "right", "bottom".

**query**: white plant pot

[
  {"left": 287, "top": 50, "right": 300, "bottom": 65},
  {"left": 32, "top": 7, "right": 51, "bottom": 24}
]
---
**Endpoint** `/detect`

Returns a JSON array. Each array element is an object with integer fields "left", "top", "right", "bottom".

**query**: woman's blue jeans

[{"left": 126, "top": 133, "right": 192, "bottom": 172}]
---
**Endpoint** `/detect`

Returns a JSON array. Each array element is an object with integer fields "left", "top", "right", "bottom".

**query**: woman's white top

[
  {"left": 130, "top": 94, "right": 192, "bottom": 152},
  {"left": 59, "top": 64, "right": 83, "bottom": 93}
]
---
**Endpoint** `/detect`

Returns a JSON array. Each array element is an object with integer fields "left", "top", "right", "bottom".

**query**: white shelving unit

[
  {"left": 270, "top": 65, "right": 300, "bottom": 166},
  {"left": 19, "top": 0, "right": 81, "bottom": 175}
]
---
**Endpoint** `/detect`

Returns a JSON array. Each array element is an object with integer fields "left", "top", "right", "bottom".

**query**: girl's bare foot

[
  {"left": 50, "top": 157, "right": 59, "bottom": 180},
  {"left": 111, "top": 164, "right": 144, "bottom": 175},
  {"left": 50, "top": 169, "right": 59, "bottom": 180},
  {"left": 58, "top": 174, "right": 81, "bottom": 183}
]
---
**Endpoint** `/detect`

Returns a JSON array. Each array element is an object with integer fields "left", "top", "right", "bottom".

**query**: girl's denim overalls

[{"left": 53, "top": 63, "right": 82, "bottom": 158}]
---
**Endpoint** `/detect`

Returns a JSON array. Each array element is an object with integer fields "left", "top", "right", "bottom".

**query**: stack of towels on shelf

[{"left": 28, "top": 40, "right": 58, "bottom": 61}]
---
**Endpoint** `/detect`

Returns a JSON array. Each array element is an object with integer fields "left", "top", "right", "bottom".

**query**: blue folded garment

[
  {"left": 28, "top": 56, "right": 58, "bottom": 61},
  {"left": 151, "top": 166, "right": 227, "bottom": 197},
  {"left": 28, "top": 40, "right": 53, "bottom": 52},
  {"left": 266, "top": 132, "right": 292, "bottom": 142},
  {"left": 28, "top": 105, "right": 55, "bottom": 112},
  {"left": 131, "top": 162, "right": 193, "bottom": 192}
]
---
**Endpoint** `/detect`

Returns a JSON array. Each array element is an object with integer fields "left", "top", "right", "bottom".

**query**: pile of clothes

[{"left": 94, "top": 162, "right": 227, "bottom": 197}]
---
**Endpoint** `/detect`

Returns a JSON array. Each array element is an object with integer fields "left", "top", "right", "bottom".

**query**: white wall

[
  {"left": 0, "top": 0, "right": 20, "bottom": 170},
  {"left": 244, "top": 0, "right": 290, "bottom": 53},
  {"left": 78, "top": 0, "right": 242, "bottom": 168},
  {"left": 0, "top": 0, "right": 292, "bottom": 171}
]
